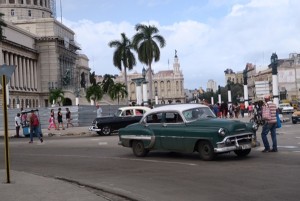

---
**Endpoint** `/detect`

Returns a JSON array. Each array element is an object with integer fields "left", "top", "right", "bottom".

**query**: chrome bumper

[
  {"left": 89, "top": 126, "right": 101, "bottom": 132},
  {"left": 214, "top": 143, "right": 252, "bottom": 153}
]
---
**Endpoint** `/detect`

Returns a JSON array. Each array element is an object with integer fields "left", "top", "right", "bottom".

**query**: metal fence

[{"left": 0, "top": 105, "right": 126, "bottom": 131}]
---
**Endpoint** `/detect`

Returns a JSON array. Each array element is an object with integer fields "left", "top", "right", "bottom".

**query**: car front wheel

[
  {"left": 132, "top": 140, "right": 149, "bottom": 157},
  {"left": 101, "top": 125, "right": 111, "bottom": 135},
  {"left": 198, "top": 141, "right": 215, "bottom": 161},
  {"left": 234, "top": 149, "right": 251, "bottom": 157}
]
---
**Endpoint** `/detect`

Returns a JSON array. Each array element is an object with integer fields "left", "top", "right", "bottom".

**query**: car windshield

[
  {"left": 183, "top": 107, "right": 216, "bottom": 121},
  {"left": 115, "top": 109, "right": 123, "bottom": 116}
]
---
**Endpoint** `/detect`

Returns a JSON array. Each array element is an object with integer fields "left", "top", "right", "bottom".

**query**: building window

[
  {"left": 33, "top": 0, "right": 37, "bottom": 5},
  {"left": 28, "top": 10, "right": 31, "bottom": 16},
  {"left": 18, "top": 0, "right": 24, "bottom": 4},
  {"left": 39, "top": 0, "right": 42, "bottom": 6},
  {"left": 26, "top": 0, "right": 31, "bottom": 4},
  {"left": 11, "top": 9, "right": 14, "bottom": 16},
  {"left": 9, "top": 0, "right": 15, "bottom": 4}
]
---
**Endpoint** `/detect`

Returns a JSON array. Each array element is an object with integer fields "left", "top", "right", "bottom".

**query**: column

[
  {"left": 136, "top": 85, "right": 142, "bottom": 105},
  {"left": 20, "top": 57, "right": 24, "bottom": 89},
  {"left": 26, "top": 58, "right": 31, "bottom": 90},
  {"left": 142, "top": 81, "right": 148, "bottom": 105},
  {"left": 10, "top": 53, "right": 15, "bottom": 88},
  {"left": 33, "top": 60, "right": 37, "bottom": 90},
  {"left": 14, "top": 55, "right": 19, "bottom": 88},
  {"left": 30, "top": 59, "right": 34, "bottom": 89},
  {"left": 23, "top": 57, "right": 26, "bottom": 89}
]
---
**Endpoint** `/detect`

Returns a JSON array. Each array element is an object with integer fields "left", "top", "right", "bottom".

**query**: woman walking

[{"left": 48, "top": 109, "right": 57, "bottom": 130}]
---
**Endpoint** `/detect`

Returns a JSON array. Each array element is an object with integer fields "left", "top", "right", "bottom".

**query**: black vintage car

[{"left": 89, "top": 106, "right": 151, "bottom": 135}]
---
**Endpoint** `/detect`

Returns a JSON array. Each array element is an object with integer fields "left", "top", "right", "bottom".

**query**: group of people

[
  {"left": 47, "top": 107, "right": 74, "bottom": 130},
  {"left": 212, "top": 101, "right": 249, "bottom": 119},
  {"left": 14, "top": 107, "right": 74, "bottom": 143},
  {"left": 14, "top": 109, "right": 43, "bottom": 143}
]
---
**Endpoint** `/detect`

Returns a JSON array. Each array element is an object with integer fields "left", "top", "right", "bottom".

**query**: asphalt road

[{"left": 0, "top": 119, "right": 300, "bottom": 201}]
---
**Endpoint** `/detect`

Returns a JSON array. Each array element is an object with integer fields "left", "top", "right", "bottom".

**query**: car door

[{"left": 156, "top": 112, "right": 185, "bottom": 151}]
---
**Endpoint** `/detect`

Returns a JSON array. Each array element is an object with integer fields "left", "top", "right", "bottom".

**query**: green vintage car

[{"left": 118, "top": 104, "right": 257, "bottom": 160}]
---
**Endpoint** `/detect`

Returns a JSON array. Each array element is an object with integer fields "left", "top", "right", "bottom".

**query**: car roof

[
  {"left": 145, "top": 104, "right": 208, "bottom": 115},
  {"left": 118, "top": 106, "right": 151, "bottom": 111}
]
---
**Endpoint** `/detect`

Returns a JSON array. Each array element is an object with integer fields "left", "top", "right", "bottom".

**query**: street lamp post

[{"left": 271, "top": 53, "right": 279, "bottom": 107}]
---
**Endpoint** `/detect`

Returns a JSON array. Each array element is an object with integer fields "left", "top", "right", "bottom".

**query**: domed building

[{"left": 0, "top": 0, "right": 90, "bottom": 108}]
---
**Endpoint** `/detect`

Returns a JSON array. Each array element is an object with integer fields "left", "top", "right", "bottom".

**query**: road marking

[
  {"left": 98, "top": 142, "right": 108, "bottom": 145},
  {"left": 277, "top": 145, "right": 298, "bottom": 149}
]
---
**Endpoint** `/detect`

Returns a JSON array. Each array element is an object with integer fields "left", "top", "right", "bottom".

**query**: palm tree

[
  {"left": 49, "top": 88, "right": 65, "bottom": 106},
  {"left": 108, "top": 82, "right": 128, "bottom": 105},
  {"left": 85, "top": 84, "right": 104, "bottom": 105},
  {"left": 0, "top": 13, "right": 7, "bottom": 41},
  {"left": 132, "top": 23, "right": 166, "bottom": 101},
  {"left": 108, "top": 33, "right": 136, "bottom": 101},
  {"left": 101, "top": 74, "right": 115, "bottom": 93}
]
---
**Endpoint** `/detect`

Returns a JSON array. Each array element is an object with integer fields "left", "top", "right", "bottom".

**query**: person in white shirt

[
  {"left": 96, "top": 104, "right": 103, "bottom": 117},
  {"left": 15, "top": 113, "right": 21, "bottom": 138}
]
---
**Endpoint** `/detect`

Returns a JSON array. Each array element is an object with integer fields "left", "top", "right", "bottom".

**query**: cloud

[{"left": 62, "top": 0, "right": 300, "bottom": 90}]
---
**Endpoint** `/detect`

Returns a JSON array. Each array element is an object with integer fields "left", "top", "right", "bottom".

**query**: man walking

[
  {"left": 96, "top": 104, "right": 102, "bottom": 118},
  {"left": 29, "top": 110, "right": 43, "bottom": 143},
  {"left": 261, "top": 96, "right": 277, "bottom": 152}
]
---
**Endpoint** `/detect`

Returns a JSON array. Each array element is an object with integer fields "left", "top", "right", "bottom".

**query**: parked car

[
  {"left": 278, "top": 103, "right": 294, "bottom": 114},
  {"left": 291, "top": 110, "right": 300, "bottom": 124},
  {"left": 89, "top": 106, "right": 151, "bottom": 135},
  {"left": 118, "top": 104, "right": 257, "bottom": 161}
]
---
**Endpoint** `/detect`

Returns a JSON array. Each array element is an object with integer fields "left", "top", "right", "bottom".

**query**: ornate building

[
  {"left": 96, "top": 52, "right": 185, "bottom": 105},
  {"left": 0, "top": 0, "right": 90, "bottom": 108}
]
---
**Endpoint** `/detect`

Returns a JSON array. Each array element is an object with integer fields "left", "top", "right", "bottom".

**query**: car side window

[
  {"left": 125, "top": 110, "right": 133, "bottom": 116},
  {"left": 165, "top": 112, "right": 183, "bottom": 123},
  {"left": 147, "top": 113, "right": 162, "bottom": 123},
  {"left": 135, "top": 109, "right": 143, "bottom": 116}
]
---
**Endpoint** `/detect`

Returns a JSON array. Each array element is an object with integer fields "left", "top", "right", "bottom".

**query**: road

[{"left": 0, "top": 119, "right": 300, "bottom": 201}]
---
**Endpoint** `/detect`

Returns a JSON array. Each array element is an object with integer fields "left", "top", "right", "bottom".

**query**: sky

[{"left": 58, "top": 0, "right": 300, "bottom": 90}]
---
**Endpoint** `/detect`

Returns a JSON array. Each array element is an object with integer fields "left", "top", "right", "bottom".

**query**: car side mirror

[{"left": 141, "top": 118, "right": 148, "bottom": 126}]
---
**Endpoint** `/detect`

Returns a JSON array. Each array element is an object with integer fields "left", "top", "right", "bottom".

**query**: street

[{"left": 0, "top": 119, "right": 300, "bottom": 201}]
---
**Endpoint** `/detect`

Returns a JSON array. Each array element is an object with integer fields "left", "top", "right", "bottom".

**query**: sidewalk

[
  {"left": 0, "top": 170, "right": 106, "bottom": 201},
  {"left": 0, "top": 126, "right": 93, "bottom": 137}
]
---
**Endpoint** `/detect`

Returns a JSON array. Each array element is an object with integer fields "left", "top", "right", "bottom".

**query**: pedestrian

[
  {"left": 248, "top": 103, "right": 253, "bottom": 117},
  {"left": 96, "top": 104, "right": 102, "bottom": 117},
  {"left": 57, "top": 107, "right": 65, "bottom": 130},
  {"left": 15, "top": 113, "right": 21, "bottom": 138},
  {"left": 66, "top": 108, "right": 74, "bottom": 128},
  {"left": 240, "top": 102, "right": 245, "bottom": 118},
  {"left": 261, "top": 95, "right": 278, "bottom": 152},
  {"left": 47, "top": 109, "right": 57, "bottom": 130},
  {"left": 20, "top": 107, "right": 27, "bottom": 126},
  {"left": 29, "top": 110, "right": 43, "bottom": 143}
]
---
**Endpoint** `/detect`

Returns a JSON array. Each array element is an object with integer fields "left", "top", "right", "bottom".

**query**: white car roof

[
  {"left": 118, "top": 106, "right": 151, "bottom": 111},
  {"left": 145, "top": 104, "right": 209, "bottom": 115}
]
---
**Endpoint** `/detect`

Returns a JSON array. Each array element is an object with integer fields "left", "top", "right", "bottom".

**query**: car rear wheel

[
  {"left": 234, "top": 149, "right": 251, "bottom": 157},
  {"left": 292, "top": 120, "right": 297, "bottom": 124},
  {"left": 132, "top": 140, "right": 149, "bottom": 157},
  {"left": 101, "top": 125, "right": 111, "bottom": 135},
  {"left": 198, "top": 141, "right": 215, "bottom": 161}
]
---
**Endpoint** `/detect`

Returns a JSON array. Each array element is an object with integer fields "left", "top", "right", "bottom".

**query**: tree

[
  {"left": 101, "top": 74, "right": 115, "bottom": 93},
  {"left": 85, "top": 84, "right": 104, "bottom": 105},
  {"left": 108, "top": 82, "right": 128, "bottom": 105},
  {"left": 49, "top": 88, "right": 65, "bottom": 106},
  {"left": 108, "top": 33, "right": 136, "bottom": 100},
  {"left": 0, "top": 13, "right": 7, "bottom": 41},
  {"left": 132, "top": 23, "right": 166, "bottom": 101}
]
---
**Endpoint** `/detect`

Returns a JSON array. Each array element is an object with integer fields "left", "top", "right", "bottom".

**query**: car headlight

[
  {"left": 252, "top": 123, "right": 258, "bottom": 131},
  {"left": 218, "top": 128, "right": 226, "bottom": 136}
]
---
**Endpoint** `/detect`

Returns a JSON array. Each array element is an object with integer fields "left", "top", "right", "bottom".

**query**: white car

[{"left": 278, "top": 103, "right": 294, "bottom": 114}]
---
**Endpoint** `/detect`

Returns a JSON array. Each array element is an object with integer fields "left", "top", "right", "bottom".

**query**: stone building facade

[{"left": 0, "top": 0, "right": 90, "bottom": 108}]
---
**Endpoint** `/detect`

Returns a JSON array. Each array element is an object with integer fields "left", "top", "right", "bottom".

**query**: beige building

[
  {"left": 96, "top": 53, "right": 185, "bottom": 105},
  {"left": 0, "top": 0, "right": 90, "bottom": 108}
]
